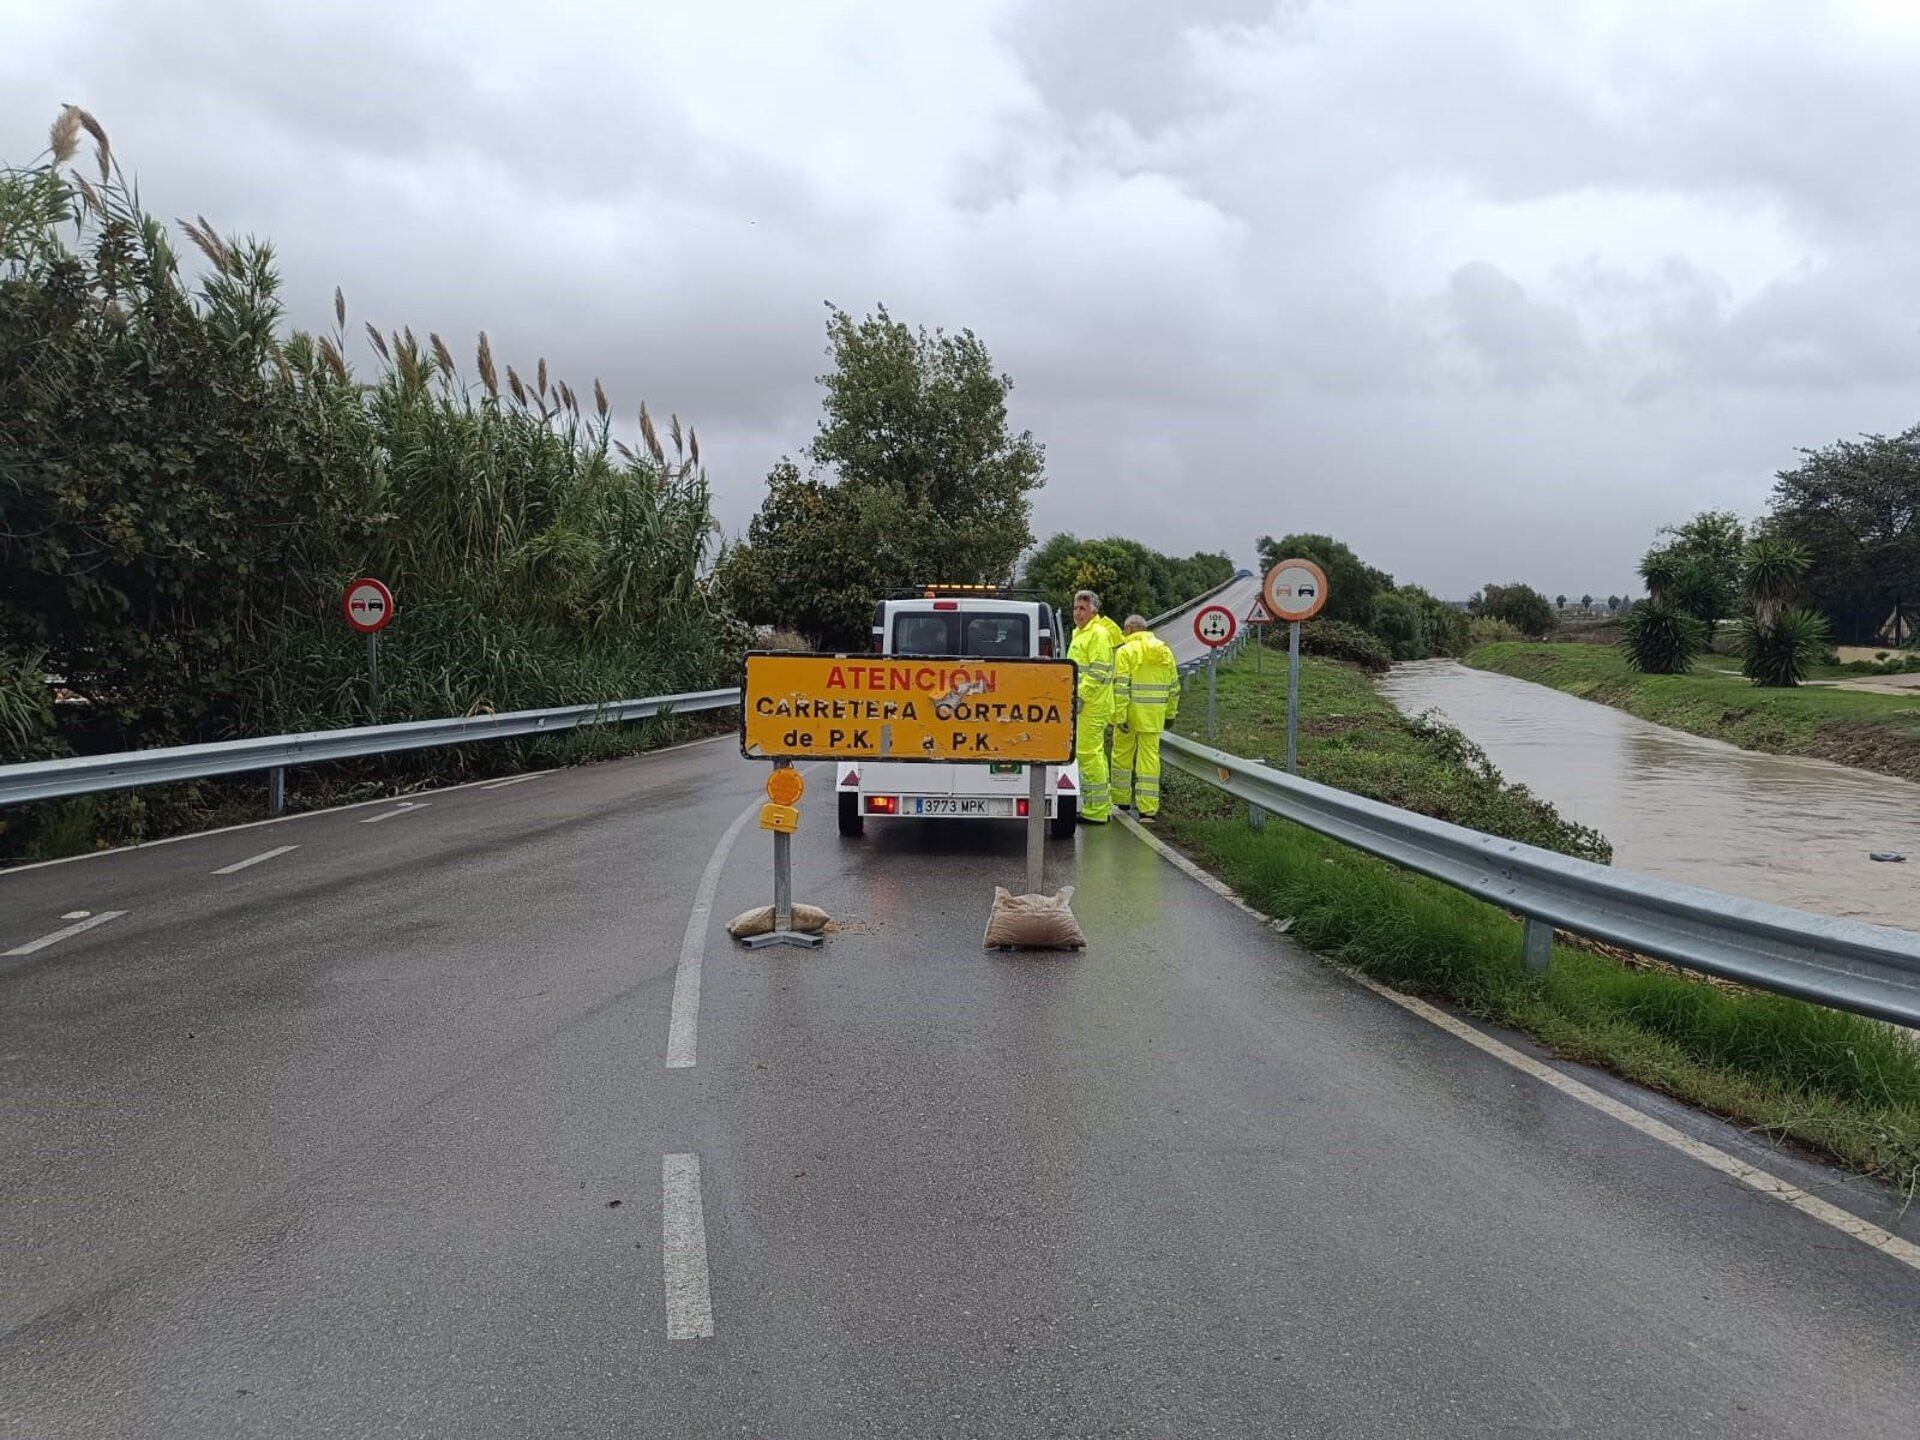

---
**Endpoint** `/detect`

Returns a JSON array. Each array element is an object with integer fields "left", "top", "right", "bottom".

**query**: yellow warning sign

[{"left": 741, "top": 654, "right": 1077, "bottom": 763}]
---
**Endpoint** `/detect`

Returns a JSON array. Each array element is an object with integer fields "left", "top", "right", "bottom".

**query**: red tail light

[
  {"left": 866, "top": 795, "right": 898, "bottom": 814},
  {"left": 933, "top": 600, "right": 958, "bottom": 610},
  {"left": 1016, "top": 798, "right": 1030, "bottom": 816},
  {"left": 1039, "top": 637, "right": 1053, "bottom": 656},
  {"left": 871, "top": 634, "right": 883, "bottom": 654}
]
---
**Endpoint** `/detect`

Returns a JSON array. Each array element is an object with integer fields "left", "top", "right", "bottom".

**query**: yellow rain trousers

[
  {"left": 1067, "top": 619, "right": 1116, "bottom": 822},
  {"left": 1112, "top": 631, "right": 1179, "bottom": 817}
]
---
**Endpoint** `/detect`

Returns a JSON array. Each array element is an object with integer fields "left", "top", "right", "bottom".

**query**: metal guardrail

[
  {"left": 1145, "top": 569, "right": 1254, "bottom": 631},
  {"left": 1162, "top": 730, "right": 1920, "bottom": 1028},
  {"left": 0, "top": 689, "right": 742, "bottom": 809}
]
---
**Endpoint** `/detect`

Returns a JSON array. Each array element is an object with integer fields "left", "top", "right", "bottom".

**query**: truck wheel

[
  {"left": 838, "top": 792, "right": 864, "bottom": 837},
  {"left": 1049, "top": 797, "right": 1077, "bottom": 840}
]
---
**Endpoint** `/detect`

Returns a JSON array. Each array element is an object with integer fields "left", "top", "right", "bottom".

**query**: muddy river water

[{"left": 1378, "top": 661, "right": 1920, "bottom": 930}]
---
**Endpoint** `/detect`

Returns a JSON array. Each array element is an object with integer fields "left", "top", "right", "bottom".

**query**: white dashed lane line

[
  {"left": 5, "top": 911, "right": 128, "bottom": 957},
  {"left": 662, "top": 1154, "right": 715, "bottom": 1339},
  {"left": 359, "top": 803, "right": 430, "bottom": 825},
  {"left": 210, "top": 844, "right": 300, "bottom": 876}
]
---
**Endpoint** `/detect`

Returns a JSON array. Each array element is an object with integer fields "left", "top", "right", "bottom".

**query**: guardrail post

[
  {"left": 267, "top": 767, "right": 285, "bottom": 816},
  {"left": 1522, "top": 917, "right": 1552, "bottom": 974}
]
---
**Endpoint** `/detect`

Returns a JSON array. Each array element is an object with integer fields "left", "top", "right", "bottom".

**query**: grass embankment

[
  {"left": 1467, "top": 642, "right": 1920, "bottom": 783},
  {"left": 1159, "top": 652, "right": 1920, "bottom": 1191}
]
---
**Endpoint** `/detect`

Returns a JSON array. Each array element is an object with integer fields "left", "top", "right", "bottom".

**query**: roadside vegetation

[
  {"left": 716, "top": 307, "right": 1046, "bottom": 649},
  {"left": 1468, "top": 642, "right": 1920, "bottom": 783},
  {"left": 1160, "top": 650, "right": 1920, "bottom": 1191},
  {"left": 0, "top": 110, "right": 735, "bottom": 858},
  {"left": 1021, "top": 535, "right": 1233, "bottom": 625}
]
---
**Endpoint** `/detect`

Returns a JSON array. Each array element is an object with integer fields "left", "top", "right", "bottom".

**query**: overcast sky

[{"left": 7, "top": 0, "right": 1919, "bottom": 598}]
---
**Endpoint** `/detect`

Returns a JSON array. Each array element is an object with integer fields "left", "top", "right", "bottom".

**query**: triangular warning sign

[{"left": 1245, "top": 596, "right": 1276, "bottom": 623}]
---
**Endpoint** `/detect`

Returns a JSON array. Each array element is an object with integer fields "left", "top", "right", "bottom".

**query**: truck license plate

[{"left": 912, "top": 798, "right": 1009, "bottom": 816}]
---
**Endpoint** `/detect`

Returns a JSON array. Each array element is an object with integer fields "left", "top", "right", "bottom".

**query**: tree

[
  {"left": 1255, "top": 533, "right": 1392, "bottom": 627},
  {"left": 1366, "top": 584, "right": 1467, "bottom": 659},
  {"left": 1607, "top": 595, "right": 1623, "bottom": 612},
  {"left": 1635, "top": 510, "right": 1745, "bottom": 640},
  {"left": 1766, "top": 426, "right": 1920, "bottom": 643},
  {"left": 1467, "top": 582, "right": 1556, "bottom": 638},
  {"left": 1021, "top": 534, "right": 1231, "bottom": 623},
  {"left": 1580, "top": 593, "right": 1594, "bottom": 609},
  {"left": 719, "top": 306, "right": 1045, "bottom": 646},
  {"left": 1555, "top": 594, "right": 1568, "bottom": 610}
]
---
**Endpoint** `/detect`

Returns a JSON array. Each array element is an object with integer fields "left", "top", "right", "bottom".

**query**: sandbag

[
  {"left": 728, "top": 904, "right": 832, "bottom": 939},
  {"left": 982, "top": 886, "right": 1086, "bottom": 951}
]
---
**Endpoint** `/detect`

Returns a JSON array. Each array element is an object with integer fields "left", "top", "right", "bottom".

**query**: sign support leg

[
  {"left": 1025, "top": 763, "right": 1046, "bottom": 895},
  {"left": 267, "top": 767, "right": 285, "bottom": 816},
  {"left": 1285, "top": 621, "right": 1301, "bottom": 775},
  {"left": 1254, "top": 628, "right": 1261, "bottom": 674},
  {"left": 1206, "top": 655, "right": 1217, "bottom": 741},
  {"left": 367, "top": 632, "right": 381, "bottom": 721}
]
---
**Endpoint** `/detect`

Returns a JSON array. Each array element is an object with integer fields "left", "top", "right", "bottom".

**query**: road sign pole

[
  {"left": 1207, "top": 653, "right": 1218, "bottom": 741},
  {"left": 1254, "top": 628, "right": 1262, "bottom": 674},
  {"left": 1285, "top": 620, "right": 1301, "bottom": 775},
  {"left": 744, "top": 758, "right": 821, "bottom": 951},
  {"left": 1025, "top": 762, "right": 1046, "bottom": 895},
  {"left": 367, "top": 632, "right": 381, "bottom": 720}
]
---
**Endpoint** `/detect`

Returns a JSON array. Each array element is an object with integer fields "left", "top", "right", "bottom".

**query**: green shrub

[
  {"left": 1467, "top": 616, "right": 1522, "bottom": 647},
  {"left": 1619, "top": 603, "right": 1706, "bottom": 674},
  {"left": 1737, "top": 607, "right": 1830, "bottom": 687},
  {"left": 1298, "top": 619, "right": 1391, "bottom": 672}
]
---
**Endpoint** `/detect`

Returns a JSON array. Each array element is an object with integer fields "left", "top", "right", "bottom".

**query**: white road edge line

[
  {"left": 359, "top": 803, "right": 431, "bottom": 825},
  {"left": 210, "top": 844, "right": 300, "bottom": 876},
  {"left": 5, "top": 910, "right": 128, "bottom": 957},
  {"left": 662, "top": 1153, "right": 715, "bottom": 1339},
  {"left": 480, "top": 771, "right": 552, "bottom": 790},
  {"left": 1114, "top": 812, "right": 1920, "bottom": 1276},
  {"left": 666, "top": 799, "right": 763, "bottom": 1068},
  {"left": 0, "top": 733, "right": 736, "bottom": 881}
]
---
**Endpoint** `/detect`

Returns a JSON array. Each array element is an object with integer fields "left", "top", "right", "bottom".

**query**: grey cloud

[{"left": 6, "top": 0, "right": 1920, "bottom": 601}]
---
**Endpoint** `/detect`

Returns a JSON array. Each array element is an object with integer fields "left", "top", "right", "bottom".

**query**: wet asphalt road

[{"left": 2, "top": 737, "right": 1918, "bottom": 1438}]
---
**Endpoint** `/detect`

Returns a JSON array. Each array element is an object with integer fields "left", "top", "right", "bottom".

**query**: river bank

[
  {"left": 1382, "top": 660, "right": 1920, "bottom": 929},
  {"left": 1467, "top": 642, "right": 1920, "bottom": 784},
  {"left": 1158, "top": 651, "right": 1920, "bottom": 1191}
]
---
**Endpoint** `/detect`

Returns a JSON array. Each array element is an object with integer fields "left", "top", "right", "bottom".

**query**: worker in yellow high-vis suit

[
  {"left": 1111, "top": 615, "right": 1179, "bottom": 822},
  {"left": 1067, "top": 589, "right": 1116, "bottom": 823}
]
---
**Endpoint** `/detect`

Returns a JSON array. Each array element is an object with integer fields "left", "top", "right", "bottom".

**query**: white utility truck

[{"left": 836, "top": 586, "right": 1079, "bottom": 840}]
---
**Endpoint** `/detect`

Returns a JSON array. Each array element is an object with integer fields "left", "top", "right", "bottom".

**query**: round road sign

[
  {"left": 1194, "top": 603, "right": 1238, "bottom": 649},
  {"left": 1262, "top": 559, "right": 1329, "bottom": 623},
  {"left": 343, "top": 578, "right": 395, "bottom": 634}
]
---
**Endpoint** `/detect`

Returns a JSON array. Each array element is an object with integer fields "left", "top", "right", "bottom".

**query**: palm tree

[
  {"left": 1555, "top": 593, "right": 1568, "bottom": 610},
  {"left": 1580, "top": 593, "right": 1593, "bottom": 610}
]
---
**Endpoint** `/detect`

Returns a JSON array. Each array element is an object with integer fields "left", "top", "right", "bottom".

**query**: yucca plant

[
  {"left": 1740, "top": 536, "right": 1811, "bottom": 628},
  {"left": 1619, "top": 603, "right": 1706, "bottom": 674},
  {"left": 1737, "top": 607, "right": 1829, "bottom": 687},
  {"left": 1637, "top": 547, "right": 1681, "bottom": 605}
]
